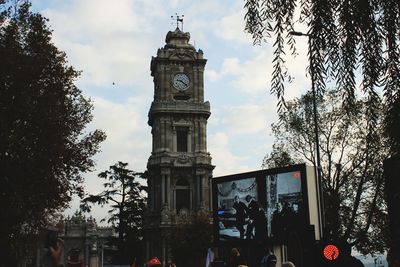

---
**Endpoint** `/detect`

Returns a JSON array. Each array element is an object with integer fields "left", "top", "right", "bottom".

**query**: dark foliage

[
  {"left": 81, "top": 161, "right": 147, "bottom": 264},
  {"left": 0, "top": 1, "right": 105, "bottom": 265},
  {"left": 168, "top": 213, "right": 213, "bottom": 267}
]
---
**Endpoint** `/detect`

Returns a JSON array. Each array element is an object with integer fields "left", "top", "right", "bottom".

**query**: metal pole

[
  {"left": 308, "top": 35, "right": 325, "bottom": 234},
  {"left": 290, "top": 31, "right": 325, "bottom": 237}
]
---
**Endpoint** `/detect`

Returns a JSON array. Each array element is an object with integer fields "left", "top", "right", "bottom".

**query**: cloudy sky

[{"left": 30, "top": 0, "right": 311, "bottom": 222}]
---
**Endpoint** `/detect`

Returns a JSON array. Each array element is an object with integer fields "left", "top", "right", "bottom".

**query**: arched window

[{"left": 176, "top": 178, "right": 190, "bottom": 213}]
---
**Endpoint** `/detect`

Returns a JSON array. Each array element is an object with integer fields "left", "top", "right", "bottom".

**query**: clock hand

[{"left": 177, "top": 80, "right": 188, "bottom": 86}]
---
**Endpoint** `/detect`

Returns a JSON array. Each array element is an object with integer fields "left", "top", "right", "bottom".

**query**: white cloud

[
  {"left": 206, "top": 50, "right": 271, "bottom": 94},
  {"left": 222, "top": 58, "right": 242, "bottom": 76},
  {"left": 208, "top": 132, "right": 250, "bottom": 176},
  {"left": 221, "top": 104, "right": 271, "bottom": 135},
  {"left": 233, "top": 51, "right": 272, "bottom": 93},
  {"left": 213, "top": 8, "right": 254, "bottom": 44},
  {"left": 43, "top": 0, "right": 148, "bottom": 35},
  {"left": 206, "top": 57, "right": 242, "bottom": 82},
  {"left": 90, "top": 96, "right": 151, "bottom": 170},
  {"left": 207, "top": 44, "right": 311, "bottom": 100},
  {"left": 205, "top": 69, "right": 220, "bottom": 82},
  {"left": 208, "top": 101, "right": 277, "bottom": 176},
  {"left": 42, "top": 0, "right": 157, "bottom": 87}
]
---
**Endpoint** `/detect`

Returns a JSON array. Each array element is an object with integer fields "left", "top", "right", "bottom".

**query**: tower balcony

[
  {"left": 147, "top": 151, "right": 213, "bottom": 168},
  {"left": 148, "top": 100, "right": 211, "bottom": 125}
]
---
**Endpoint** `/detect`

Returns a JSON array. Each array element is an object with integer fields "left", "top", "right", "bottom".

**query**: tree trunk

[{"left": 384, "top": 154, "right": 400, "bottom": 261}]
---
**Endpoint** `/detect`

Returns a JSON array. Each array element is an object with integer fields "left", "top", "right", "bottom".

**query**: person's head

[
  {"left": 292, "top": 203, "right": 298, "bottom": 212},
  {"left": 277, "top": 203, "right": 282, "bottom": 211},
  {"left": 231, "top": 247, "right": 240, "bottom": 257},
  {"left": 266, "top": 254, "right": 277, "bottom": 267},
  {"left": 282, "top": 261, "right": 295, "bottom": 267},
  {"left": 245, "top": 195, "right": 252, "bottom": 203},
  {"left": 234, "top": 195, "right": 239, "bottom": 203}
]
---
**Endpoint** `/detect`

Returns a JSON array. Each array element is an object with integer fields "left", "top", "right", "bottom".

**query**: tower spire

[{"left": 171, "top": 13, "right": 184, "bottom": 31}]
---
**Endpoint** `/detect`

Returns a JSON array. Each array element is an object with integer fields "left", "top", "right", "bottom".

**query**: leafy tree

[
  {"left": 244, "top": 0, "right": 400, "bottom": 155},
  {"left": 81, "top": 161, "right": 147, "bottom": 264},
  {"left": 262, "top": 89, "right": 388, "bottom": 254},
  {"left": 168, "top": 213, "right": 213, "bottom": 267},
  {"left": 0, "top": 1, "right": 105, "bottom": 265}
]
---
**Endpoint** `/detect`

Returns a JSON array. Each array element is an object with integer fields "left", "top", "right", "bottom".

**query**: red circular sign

[{"left": 323, "top": 244, "right": 339, "bottom": 260}]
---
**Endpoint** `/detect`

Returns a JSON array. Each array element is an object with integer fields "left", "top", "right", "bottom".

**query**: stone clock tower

[{"left": 144, "top": 25, "right": 214, "bottom": 264}]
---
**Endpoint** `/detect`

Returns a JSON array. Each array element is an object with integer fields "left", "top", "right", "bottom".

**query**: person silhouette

[
  {"left": 232, "top": 195, "right": 247, "bottom": 239},
  {"left": 245, "top": 195, "right": 258, "bottom": 239}
]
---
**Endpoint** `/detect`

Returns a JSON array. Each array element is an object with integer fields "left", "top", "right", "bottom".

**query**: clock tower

[{"left": 144, "top": 24, "right": 214, "bottom": 264}]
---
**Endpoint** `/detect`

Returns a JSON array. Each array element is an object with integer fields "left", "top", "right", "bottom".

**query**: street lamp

[{"left": 289, "top": 30, "right": 325, "bottom": 236}]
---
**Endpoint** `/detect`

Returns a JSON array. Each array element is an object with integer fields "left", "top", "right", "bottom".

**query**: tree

[
  {"left": 244, "top": 0, "right": 400, "bottom": 155},
  {"left": 0, "top": 1, "right": 105, "bottom": 265},
  {"left": 81, "top": 161, "right": 147, "bottom": 264},
  {"left": 262, "top": 89, "right": 388, "bottom": 254},
  {"left": 168, "top": 213, "right": 213, "bottom": 267}
]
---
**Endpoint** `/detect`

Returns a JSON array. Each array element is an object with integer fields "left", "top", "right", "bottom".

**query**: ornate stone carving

[
  {"left": 177, "top": 208, "right": 190, "bottom": 223},
  {"left": 174, "top": 154, "right": 192, "bottom": 166},
  {"left": 178, "top": 154, "right": 189, "bottom": 163},
  {"left": 169, "top": 52, "right": 195, "bottom": 60},
  {"left": 161, "top": 204, "right": 171, "bottom": 224}
]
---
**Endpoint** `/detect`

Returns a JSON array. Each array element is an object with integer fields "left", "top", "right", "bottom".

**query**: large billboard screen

[{"left": 213, "top": 164, "right": 320, "bottom": 245}]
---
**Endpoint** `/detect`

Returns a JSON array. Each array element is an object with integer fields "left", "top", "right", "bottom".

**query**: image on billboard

[
  {"left": 216, "top": 177, "right": 261, "bottom": 241},
  {"left": 265, "top": 171, "right": 304, "bottom": 239}
]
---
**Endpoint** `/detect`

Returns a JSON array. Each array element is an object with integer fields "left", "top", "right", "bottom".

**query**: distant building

[{"left": 38, "top": 213, "right": 116, "bottom": 267}]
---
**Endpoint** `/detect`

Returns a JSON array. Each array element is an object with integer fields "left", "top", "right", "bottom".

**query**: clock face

[{"left": 172, "top": 73, "right": 190, "bottom": 90}]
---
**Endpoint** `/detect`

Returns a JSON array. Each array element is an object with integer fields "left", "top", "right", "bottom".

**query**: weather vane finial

[{"left": 171, "top": 13, "right": 184, "bottom": 31}]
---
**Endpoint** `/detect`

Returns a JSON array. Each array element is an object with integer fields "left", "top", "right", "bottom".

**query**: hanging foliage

[{"left": 244, "top": 0, "right": 400, "bottom": 155}]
